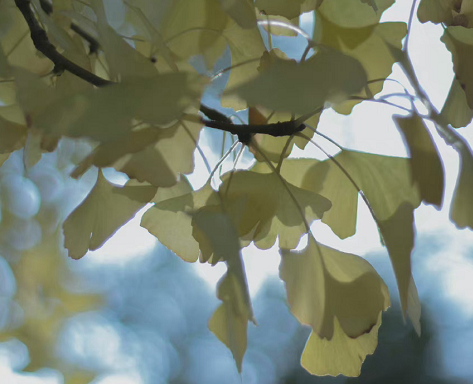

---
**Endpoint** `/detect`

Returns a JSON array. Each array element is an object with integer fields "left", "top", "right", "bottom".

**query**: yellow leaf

[
  {"left": 280, "top": 236, "right": 390, "bottom": 339},
  {"left": 301, "top": 314, "right": 382, "bottom": 377},
  {"left": 417, "top": 0, "right": 455, "bottom": 24},
  {"left": 232, "top": 48, "right": 367, "bottom": 115},
  {"left": 441, "top": 78, "right": 473, "bottom": 128},
  {"left": 441, "top": 26, "right": 473, "bottom": 109},
  {"left": 220, "top": 170, "right": 332, "bottom": 249},
  {"left": 395, "top": 114, "right": 444, "bottom": 207},
  {"left": 218, "top": 0, "right": 257, "bottom": 29},
  {"left": 63, "top": 170, "right": 157, "bottom": 259},
  {"left": 141, "top": 183, "right": 217, "bottom": 262},
  {"left": 450, "top": 144, "right": 473, "bottom": 230},
  {"left": 280, "top": 151, "right": 421, "bottom": 239},
  {"left": 378, "top": 203, "right": 421, "bottom": 335},
  {"left": 317, "top": 0, "right": 394, "bottom": 28}
]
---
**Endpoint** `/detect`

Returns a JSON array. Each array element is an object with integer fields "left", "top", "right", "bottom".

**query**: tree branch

[{"left": 14, "top": 0, "right": 305, "bottom": 141}]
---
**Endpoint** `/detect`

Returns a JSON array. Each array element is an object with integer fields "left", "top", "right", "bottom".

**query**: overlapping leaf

[
  {"left": 231, "top": 48, "right": 367, "bottom": 115},
  {"left": 255, "top": 0, "right": 306, "bottom": 19},
  {"left": 280, "top": 151, "right": 421, "bottom": 239},
  {"left": 450, "top": 144, "right": 473, "bottom": 230},
  {"left": 220, "top": 170, "right": 332, "bottom": 249},
  {"left": 218, "top": 0, "right": 257, "bottom": 29},
  {"left": 417, "top": 0, "right": 456, "bottom": 24},
  {"left": 441, "top": 78, "right": 473, "bottom": 128},
  {"left": 301, "top": 315, "right": 382, "bottom": 377},
  {"left": 193, "top": 208, "right": 254, "bottom": 372},
  {"left": 442, "top": 26, "right": 473, "bottom": 109},
  {"left": 280, "top": 237, "right": 390, "bottom": 340},
  {"left": 395, "top": 114, "right": 444, "bottom": 207},
  {"left": 63, "top": 170, "right": 157, "bottom": 259}
]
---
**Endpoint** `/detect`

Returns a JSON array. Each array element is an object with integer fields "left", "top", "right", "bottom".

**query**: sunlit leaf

[
  {"left": 63, "top": 170, "right": 157, "bottom": 259},
  {"left": 232, "top": 48, "right": 367, "bottom": 115},
  {"left": 441, "top": 26, "right": 473, "bottom": 109},
  {"left": 141, "top": 183, "right": 217, "bottom": 262},
  {"left": 280, "top": 236, "right": 390, "bottom": 339},
  {"left": 314, "top": 12, "right": 406, "bottom": 113},
  {"left": 0, "top": 115, "right": 27, "bottom": 153},
  {"left": 441, "top": 78, "right": 473, "bottom": 128},
  {"left": 417, "top": 0, "right": 455, "bottom": 24},
  {"left": 280, "top": 151, "right": 421, "bottom": 239},
  {"left": 255, "top": 0, "right": 306, "bottom": 19},
  {"left": 395, "top": 114, "right": 444, "bottom": 207},
  {"left": 378, "top": 203, "right": 421, "bottom": 335},
  {"left": 218, "top": 0, "right": 257, "bottom": 29},
  {"left": 221, "top": 170, "right": 332, "bottom": 249},
  {"left": 316, "top": 0, "right": 394, "bottom": 28},
  {"left": 450, "top": 144, "right": 473, "bottom": 230},
  {"left": 301, "top": 314, "right": 382, "bottom": 377}
]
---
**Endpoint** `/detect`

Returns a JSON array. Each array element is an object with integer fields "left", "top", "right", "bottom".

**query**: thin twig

[{"left": 404, "top": 0, "right": 418, "bottom": 53}]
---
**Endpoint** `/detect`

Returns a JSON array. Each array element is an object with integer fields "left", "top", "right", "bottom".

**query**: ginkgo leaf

[
  {"left": 220, "top": 170, "right": 332, "bottom": 249},
  {"left": 316, "top": 0, "right": 394, "bottom": 28},
  {"left": 0, "top": 45, "right": 10, "bottom": 78},
  {"left": 221, "top": 22, "right": 267, "bottom": 110},
  {"left": 395, "top": 114, "right": 444, "bottom": 207},
  {"left": 63, "top": 170, "right": 157, "bottom": 259},
  {"left": 441, "top": 26, "right": 473, "bottom": 109},
  {"left": 280, "top": 236, "right": 389, "bottom": 339},
  {"left": 314, "top": 12, "right": 406, "bottom": 113},
  {"left": 417, "top": 0, "right": 455, "bottom": 24},
  {"left": 0, "top": 115, "right": 27, "bottom": 153},
  {"left": 441, "top": 78, "right": 473, "bottom": 128},
  {"left": 192, "top": 208, "right": 254, "bottom": 372},
  {"left": 34, "top": 73, "right": 204, "bottom": 142},
  {"left": 378, "top": 203, "right": 421, "bottom": 335},
  {"left": 280, "top": 151, "right": 421, "bottom": 239},
  {"left": 450, "top": 144, "right": 473, "bottom": 230},
  {"left": 218, "top": 0, "right": 257, "bottom": 29},
  {"left": 232, "top": 48, "right": 367, "bottom": 115},
  {"left": 141, "top": 183, "right": 217, "bottom": 262},
  {"left": 255, "top": 0, "right": 305, "bottom": 19},
  {"left": 301, "top": 314, "right": 382, "bottom": 377}
]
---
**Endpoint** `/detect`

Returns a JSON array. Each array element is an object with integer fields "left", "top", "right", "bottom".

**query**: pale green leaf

[
  {"left": 441, "top": 26, "right": 473, "bottom": 109},
  {"left": 231, "top": 48, "right": 367, "bottom": 115},
  {"left": 395, "top": 114, "right": 444, "bottom": 207},
  {"left": 0, "top": 115, "right": 27, "bottom": 153},
  {"left": 255, "top": 0, "right": 305, "bottom": 19},
  {"left": 417, "top": 0, "right": 455, "bottom": 24},
  {"left": 450, "top": 144, "right": 473, "bottom": 230},
  {"left": 141, "top": 183, "right": 217, "bottom": 262},
  {"left": 301, "top": 314, "right": 382, "bottom": 377},
  {"left": 280, "top": 151, "right": 421, "bottom": 239},
  {"left": 378, "top": 203, "right": 421, "bottom": 335},
  {"left": 441, "top": 78, "right": 473, "bottom": 128},
  {"left": 221, "top": 170, "right": 332, "bottom": 249},
  {"left": 280, "top": 237, "right": 389, "bottom": 339},
  {"left": 316, "top": 0, "right": 394, "bottom": 28},
  {"left": 218, "top": 0, "right": 257, "bottom": 28},
  {"left": 63, "top": 170, "right": 157, "bottom": 259}
]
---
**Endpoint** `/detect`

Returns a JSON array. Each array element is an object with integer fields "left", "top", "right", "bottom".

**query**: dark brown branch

[
  {"left": 15, "top": 0, "right": 110, "bottom": 86},
  {"left": 15, "top": 0, "right": 303, "bottom": 141},
  {"left": 39, "top": 0, "right": 99, "bottom": 54}
]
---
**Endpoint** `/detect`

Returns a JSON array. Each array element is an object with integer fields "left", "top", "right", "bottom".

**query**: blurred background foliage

[{"left": 0, "top": 142, "right": 472, "bottom": 383}]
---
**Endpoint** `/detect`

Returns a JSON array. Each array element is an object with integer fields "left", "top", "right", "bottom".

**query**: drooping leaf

[
  {"left": 301, "top": 314, "right": 382, "bottom": 377},
  {"left": 231, "top": 48, "right": 367, "bottom": 115},
  {"left": 220, "top": 170, "right": 332, "bottom": 249},
  {"left": 417, "top": 0, "right": 455, "bottom": 24},
  {"left": 280, "top": 151, "right": 421, "bottom": 239},
  {"left": 378, "top": 203, "right": 421, "bottom": 335},
  {"left": 441, "top": 78, "right": 473, "bottom": 128},
  {"left": 192, "top": 208, "right": 254, "bottom": 372},
  {"left": 441, "top": 26, "right": 473, "bottom": 109},
  {"left": 280, "top": 236, "right": 390, "bottom": 339},
  {"left": 63, "top": 170, "right": 157, "bottom": 259},
  {"left": 450, "top": 144, "right": 473, "bottom": 230},
  {"left": 314, "top": 12, "right": 406, "bottom": 113},
  {"left": 395, "top": 114, "right": 444, "bottom": 207},
  {"left": 218, "top": 0, "right": 257, "bottom": 29}
]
